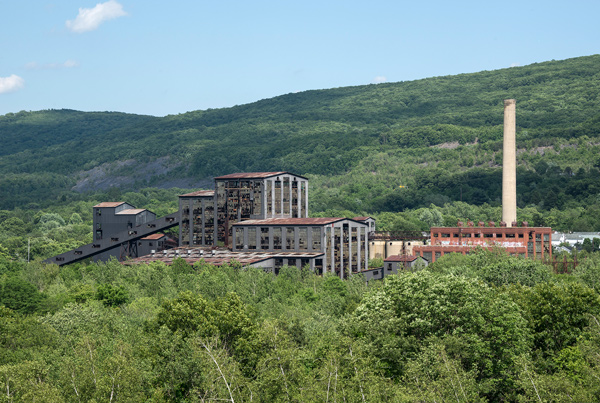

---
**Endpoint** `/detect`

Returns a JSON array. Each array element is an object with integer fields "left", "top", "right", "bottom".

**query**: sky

[{"left": 1, "top": 0, "right": 599, "bottom": 117}]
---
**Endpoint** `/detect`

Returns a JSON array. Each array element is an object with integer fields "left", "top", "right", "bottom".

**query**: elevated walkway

[{"left": 44, "top": 211, "right": 180, "bottom": 266}]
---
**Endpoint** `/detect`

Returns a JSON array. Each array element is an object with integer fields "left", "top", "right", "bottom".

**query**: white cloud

[
  {"left": 66, "top": 0, "right": 127, "bottom": 33},
  {"left": 373, "top": 76, "right": 387, "bottom": 84},
  {"left": 64, "top": 60, "right": 79, "bottom": 68},
  {"left": 0, "top": 75, "right": 25, "bottom": 94},
  {"left": 25, "top": 60, "right": 80, "bottom": 70},
  {"left": 510, "top": 63, "right": 520, "bottom": 67}
]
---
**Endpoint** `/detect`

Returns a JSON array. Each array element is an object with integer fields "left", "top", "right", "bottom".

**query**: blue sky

[{"left": 1, "top": 0, "right": 599, "bottom": 117}]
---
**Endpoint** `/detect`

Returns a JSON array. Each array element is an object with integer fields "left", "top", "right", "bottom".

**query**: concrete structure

[
  {"left": 138, "top": 233, "right": 169, "bottom": 257},
  {"left": 408, "top": 101, "right": 553, "bottom": 263},
  {"left": 93, "top": 202, "right": 156, "bottom": 243},
  {"left": 360, "top": 255, "right": 427, "bottom": 283},
  {"left": 368, "top": 231, "right": 429, "bottom": 259},
  {"left": 369, "top": 239, "right": 427, "bottom": 260},
  {"left": 232, "top": 217, "right": 369, "bottom": 277},
  {"left": 353, "top": 217, "right": 376, "bottom": 233},
  {"left": 179, "top": 190, "right": 215, "bottom": 247},
  {"left": 503, "top": 99, "right": 517, "bottom": 227},
  {"left": 179, "top": 172, "right": 309, "bottom": 247},
  {"left": 413, "top": 223, "right": 552, "bottom": 263},
  {"left": 91, "top": 202, "right": 158, "bottom": 262},
  {"left": 214, "top": 172, "right": 309, "bottom": 246},
  {"left": 125, "top": 248, "right": 324, "bottom": 273},
  {"left": 48, "top": 170, "right": 370, "bottom": 276},
  {"left": 384, "top": 254, "right": 428, "bottom": 271}
]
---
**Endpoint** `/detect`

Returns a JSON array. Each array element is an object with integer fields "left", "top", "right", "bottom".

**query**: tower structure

[{"left": 502, "top": 99, "right": 517, "bottom": 226}]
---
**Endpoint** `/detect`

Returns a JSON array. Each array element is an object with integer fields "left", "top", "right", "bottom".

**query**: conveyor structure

[{"left": 44, "top": 211, "right": 180, "bottom": 266}]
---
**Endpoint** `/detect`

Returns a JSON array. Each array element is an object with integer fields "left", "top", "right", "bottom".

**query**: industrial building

[
  {"left": 178, "top": 172, "right": 309, "bottom": 248},
  {"left": 46, "top": 99, "right": 555, "bottom": 277},
  {"left": 46, "top": 171, "right": 370, "bottom": 278},
  {"left": 232, "top": 217, "right": 369, "bottom": 276},
  {"left": 360, "top": 255, "right": 428, "bottom": 283},
  {"left": 179, "top": 190, "right": 215, "bottom": 247},
  {"left": 413, "top": 222, "right": 552, "bottom": 263},
  {"left": 369, "top": 231, "right": 428, "bottom": 260}
]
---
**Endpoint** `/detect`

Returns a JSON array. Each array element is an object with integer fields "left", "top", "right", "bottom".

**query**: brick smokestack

[{"left": 502, "top": 99, "right": 517, "bottom": 227}]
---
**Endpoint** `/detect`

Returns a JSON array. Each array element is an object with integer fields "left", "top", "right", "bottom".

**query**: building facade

[
  {"left": 231, "top": 217, "right": 369, "bottom": 277},
  {"left": 214, "top": 172, "right": 309, "bottom": 246},
  {"left": 91, "top": 202, "right": 158, "bottom": 262},
  {"left": 178, "top": 190, "right": 215, "bottom": 247},
  {"left": 93, "top": 202, "right": 156, "bottom": 242},
  {"left": 413, "top": 223, "right": 552, "bottom": 263}
]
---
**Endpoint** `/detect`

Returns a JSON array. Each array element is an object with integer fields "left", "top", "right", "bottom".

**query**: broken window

[
  {"left": 274, "top": 180, "right": 282, "bottom": 214},
  {"left": 298, "top": 227, "right": 308, "bottom": 250},
  {"left": 286, "top": 227, "right": 295, "bottom": 250},
  {"left": 235, "top": 227, "right": 244, "bottom": 250},
  {"left": 291, "top": 180, "right": 299, "bottom": 218},
  {"left": 300, "top": 182, "right": 306, "bottom": 217},
  {"left": 267, "top": 180, "right": 273, "bottom": 216},
  {"left": 261, "top": 227, "right": 269, "bottom": 250},
  {"left": 351, "top": 227, "right": 358, "bottom": 272},
  {"left": 248, "top": 227, "right": 257, "bottom": 250},
  {"left": 283, "top": 178, "right": 290, "bottom": 215},
  {"left": 312, "top": 227, "right": 321, "bottom": 251},
  {"left": 273, "top": 227, "right": 282, "bottom": 249}
]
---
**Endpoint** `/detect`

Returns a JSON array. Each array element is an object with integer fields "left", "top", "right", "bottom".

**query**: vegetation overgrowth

[{"left": 2, "top": 251, "right": 600, "bottom": 401}]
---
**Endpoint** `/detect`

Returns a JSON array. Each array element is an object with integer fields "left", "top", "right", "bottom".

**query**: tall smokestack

[{"left": 502, "top": 99, "right": 517, "bottom": 227}]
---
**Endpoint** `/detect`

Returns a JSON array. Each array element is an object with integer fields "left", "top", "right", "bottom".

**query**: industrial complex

[{"left": 45, "top": 99, "right": 552, "bottom": 278}]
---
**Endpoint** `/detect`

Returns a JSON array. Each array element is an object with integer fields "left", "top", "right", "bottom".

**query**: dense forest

[
  {"left": 2, "top": 55, "right": 600, "bottom": 401},
  {"left": 2, "top": 250, "right": 600, "bottom": 401}
]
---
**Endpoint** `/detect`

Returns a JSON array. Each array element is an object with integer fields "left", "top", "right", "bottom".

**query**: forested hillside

[{"left": 1, "top": 54, "right": 599, "bottom": 213}]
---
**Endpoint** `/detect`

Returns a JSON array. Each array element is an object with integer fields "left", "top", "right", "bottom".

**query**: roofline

[
  {"left": 93, "top": 202, "right": 126, "bottom": 208},
  {"left": 232, "top": 217, "right": 367, "bottom": 226},
  {"left": 115, "top": 208, "right": 156, "bottom": 216},
  {"left": 430, "top": 226, "right": 553, "bottom": 231},
  {"left": 178, "top": 190, "right": 215, "bottom": 198},
  {"left": 214, "top": 171, "right": 308, "bottom": 180}
]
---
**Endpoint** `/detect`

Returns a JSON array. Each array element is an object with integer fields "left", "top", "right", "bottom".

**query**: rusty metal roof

[
  {"left": 431, "top": 226, "right": 552, "bottom": 232},
  {"left": 124, "top": 248, "right": 323, "bottom": 266},
  {"left": 179, "top": 190, "right": 215, "bottom": 198},
  {"left": 93, "top": 202, "right": 126, "bottom": 208},
  {"left": 384, "top": 255, "right": 418, "bottom": 262},
  {"left": 141, "top": 233, "right": 166, "bottom": 240},
  {"left": 214, "top": 172, "right": 307, "bottom": 180},
  {"left": 116, "top": 208, "right": 148, "bottom": 215},
  {"left": 233, "top": 217, "right": 354, "bottom": 226},
  {"left": 353, "top": 216, "right": 375, "bottom": 221}
]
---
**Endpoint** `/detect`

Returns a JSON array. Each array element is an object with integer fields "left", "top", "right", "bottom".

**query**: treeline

[
  {"left": 2, "top": 249, "right": 600, "bottom": 401},
  {"left": 2, "top": 191, "right": 600, "bottom": 264}
]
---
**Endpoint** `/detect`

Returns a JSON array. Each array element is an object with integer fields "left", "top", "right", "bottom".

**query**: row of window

[{"left": 235, "top": 227, "right": 322, "bottom": 251}]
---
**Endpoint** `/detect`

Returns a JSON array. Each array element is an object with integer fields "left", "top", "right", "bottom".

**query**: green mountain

[{"left": 1, "top": 54, "right": 600, "bottom": 212}]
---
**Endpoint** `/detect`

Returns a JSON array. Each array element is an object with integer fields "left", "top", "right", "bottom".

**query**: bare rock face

[{"left": 71, "top": 156, "right": 212, "bottom": 192}]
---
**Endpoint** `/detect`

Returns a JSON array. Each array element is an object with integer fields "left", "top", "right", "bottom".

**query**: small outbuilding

[{"left": 383, "top": 255, "right": 428, "bottom": 274}]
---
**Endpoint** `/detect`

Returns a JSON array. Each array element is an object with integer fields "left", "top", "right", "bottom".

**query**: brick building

[{"left": 413, "top": 223, "right": 552, "bottom": 263}]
